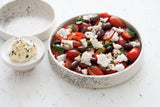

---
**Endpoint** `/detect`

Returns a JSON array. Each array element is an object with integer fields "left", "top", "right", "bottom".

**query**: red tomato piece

[
  {"left": 122, "top": 29, "right": 132, "bottom": 39},
  {"left": 73, "top": 41, "right": 82, "bottom": 48},
  {"left": 88, "top": 66, "right": 104, "bottom": 75},
  {"left": 127, "top": 48, "right": 141, "bottom": 62},
  {"left": 100, "top": 12, "right": 110, "bottom": 18},
  {"left": 116, "top": 36, "right": 127, "bottom": 47},
  {"left": 102, "top": 29, "right": 115, "bottom": 41},
  {"left": 68, "top": 36, "right": 81, "bottom": 41},
  {"left": 68, "top": 32, "right": 85, "bottom": 40},
  {"left": 74, "top": 70, "right": 82, "bottom": 74},
  {"left": 102, "top": 70, "right": 118, "bottom": 75},
  {"left": 56, "top": 34, "right": 64, "bottom": 41},
  {"left": 79, "top": 63, "right": 88, "bottom": 69},
  {"left": 65, "top": 58, "right": 72, "bottom": 69},
  {"left": 77, "top": 23, "right": 90, "bottom": 32},
  {"left": 94, "top": 53, "right": 100, "bottom": 60},
  {"left": 66, "top": 50, "right": 79, "bottom": 60},
  {"left": 109, "top": 16, "right": 125, "bottom": 28},
  {"left": 51, "top": 48, "right": 62, "bottom": 58}
]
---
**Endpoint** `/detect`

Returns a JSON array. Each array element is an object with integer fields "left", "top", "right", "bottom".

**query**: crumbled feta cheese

[
  {"left": 110, "top": 32, "right": 119, "bottom": 42},
  {"left": 129, "top": 41, "right": 140, "bottom": 47},
  {"left": 114, "top": 54, "right": 128, "bottom": 62},
  {"left": 100, "top": 17, "right": 109, "bottom": 23},
  {"left": 77, "top": 66, "right": 81, "bottom": 71},
  {"left": 97, "top": 54, "right": 110, "bottom": 67},
  {"left": 59, "top": 61, "right": 65, "bottom": 66},
  {"left": 74, "top": 55, "right": 81, "bottom": 62},
  {"left": 80, "top": 39, "right": 87, "bottom": 47},
  {"left": 81, "top": 51, "right": 92, "bottom": 65},
  {"left": 61, "top": 40, "right": 73, "bottom": 50},
  {"left": 112, "top": 64, "right": 125, "bottom": 71},
  {"left": 57, "top": 28, "right": 71, "bottom": 38},
  {"left": 112, "top": 27, "right": 124, "bottom": 34},
  {"left": 107, "top": 64, "right": 115, "bottom": 69},
  {"left": 90, "top": 38, "right": 103, "bottom": 49},
  {"left": 83, "top": 15, "right": 96, "bottom": 21},
  {"left": 97, "top": 22, "right": 103, "bottom": 27},
  {"left": 106, "top": 53, "right": 113, "bottom": 60},
  {"left": 113, "top": 49, "right": 121, "bottom": 57},
  {"left": 81, "top": 69, "right": 88, "bottom": 75},
  {"left": 57, "top": 54, "right": 66, "bottom": 62},
  {"left": 88, "top": 26, "right": 102, "bottom": 34},
  {"left": 85, "top": 31, "right": 98, "bottom": 39},
  {"left": 113, "top": 43, "right": 122, "bottom": 49}
]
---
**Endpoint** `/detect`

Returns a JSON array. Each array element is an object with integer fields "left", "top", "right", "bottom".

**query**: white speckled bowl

[
  {"left": 1, "top": 36, "right": 45, "bottom": 72},
  {"left": 48, "top": 14, "right": 143, "bottom": 88},
  {"left": 0, "top": 0, "right": 55, "bottom": 41}
]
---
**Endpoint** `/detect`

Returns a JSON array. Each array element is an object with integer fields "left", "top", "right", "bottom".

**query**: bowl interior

[
  {"left": 49, "top": 13, "right": 142, "bottom": 77},
  {"left": 0, "top": 0, "right": 54, "bottom": 37}
]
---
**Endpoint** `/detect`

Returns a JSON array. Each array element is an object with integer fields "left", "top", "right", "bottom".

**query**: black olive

[
  {"left": 53, "top": 39, "right": 61, "bottom": 45},
  {"left": 78, "top": 46, "right": 86, "bottom": 53},
  {"left": 96, "top": 30, "right": 104, "bottom": 40},
  {"left": 105, "top": 45, "right": 113, "bottom": 53},
  {"left": 124, "top": 43, "right": 133, "bottom": 50},
  {"left": 69, "top": 61, "right": 79, "bottom": 70},
  {"left": 90, "top": 15, "right": 100, "bottom": 25},
  {"left": 102, "top": 22, "right": 112, "bottom": 30},
  {"left": 81, "top": 27, "right": 88, "bottom": 33},
  {"left": 90, "top": 57, "right": 97, "bottom": 65}
]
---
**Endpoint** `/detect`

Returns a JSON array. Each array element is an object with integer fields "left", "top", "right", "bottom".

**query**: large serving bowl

[{"left": 48, "top": 13, "right": 143, "bottom": 88}]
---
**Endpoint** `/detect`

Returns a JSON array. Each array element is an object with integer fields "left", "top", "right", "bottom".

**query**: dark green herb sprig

[
  {"left": 76, "top": 16, "right": 84, "bottom": 24},
  {"left": 126, "top": 28, "right": 136, "bottom": 37},
  {"left": 103, "top": 41, "right": 113, "bottom": 47},
  {"left": 52, "top": 44, "right": 64, "bottom": 53}
]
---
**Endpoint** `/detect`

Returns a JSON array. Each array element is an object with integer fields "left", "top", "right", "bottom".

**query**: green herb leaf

[
  {"left": 87, "top": 40, "right": 92, "bottom": 48},
  {"left": 76, "top": 16, "right": 84, "bottom": 24},
  {"left": 103, "top": 41, "right": 113, "bottom": 47},
  {"left": 119, "top": 47, "right": 124, "bottom": 52},
  {"left": 26, "top": 54, "right": 29, "bottom": 58},
  {"left": 126, "top": 28, "right": 136, "bottom": 37},
  {"left": 52, "top": 44, "right": 64, "bottom": 53},
  {"left": 72, "top": 24, "right": 77, "bottom": 32}
]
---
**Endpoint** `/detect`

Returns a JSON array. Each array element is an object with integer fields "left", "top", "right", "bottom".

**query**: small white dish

[
  {"left": 1, "top": 36, "right": 45, "bottom": 71},
  {"left": 0, "top": 0, "right": 55, "bottom": 41}
]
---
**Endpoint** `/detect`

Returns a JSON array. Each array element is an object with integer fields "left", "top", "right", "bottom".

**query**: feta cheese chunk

[
  {"left": 97, "top": 54, "right": 110, "bottom": 67},
  {"left": 113, "top": 49, "right": 121, "bottom": 57},
  {"left": 81, "top": 51, "right": 92, "bottom": 65},
  {"left": 57, "top": 54, "right": 66, "bottom": 62},
  {"left": 114, "top": 54, "right": 128, "bottom": 62},
  {"left": 106, "top": 53, "right": 113, "bottom": 61},
  {"left": 113, "top": 43, "right": 122, "bottom": 49},
  {"left": 77, "top": 66, "right": 81, "bottom": 71},
  {"left": 113, "top": 27, "right": 124, "bottom": 34},
  {"left": 129, "top": 41, "right": 140, "bottom": 47},
  {"left": 57, "top": 28, "right": 71, "bottom": 38},
  {"left": 85, "top": 31, "right": 98, "bottom": 39},
  {"left": 107, "top": 64, "right": 115, "bottom": 69},
  {"left": 61, "top": 40, "right": 73, "bottom": 50},
  {"left": 100, "top": 17, "right": 109, "bottom": 23},
  {"left": 81, "top": 69, "right": 88, "bottom": 75},
  {"left": 59, "top": 61, "right": 65, "bottom": 66},
  {"left": 80, "top": 39, "right": 88, "bottom": 47},
  {"left": 112, "top": 64, "right": 125, "bottom": 71},
  {"left": 83, "top": 15, "right": 96, "bottom": 21},
  {"left": 88, "top": 26, "right": 102, "bottom": 34},
  {"left": 110, "top": 32, "right": 119, "bottom": 42},
  {"left": 74, "top": 55, "right": 81, "bottom": 62},
  {"left": 90, "top": 38, "right": 103, "bottom": 49}
]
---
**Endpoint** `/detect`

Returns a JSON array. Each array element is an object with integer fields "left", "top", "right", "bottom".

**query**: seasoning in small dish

[{"left": 9, "top": 38, "right": 37, "bottom": 63}]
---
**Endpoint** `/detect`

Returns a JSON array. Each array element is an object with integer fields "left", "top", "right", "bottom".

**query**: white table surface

[{"left": 0, "top": 0, "right": 160, "bottom": 107}]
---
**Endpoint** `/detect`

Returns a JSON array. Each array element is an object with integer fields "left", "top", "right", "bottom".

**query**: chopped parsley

[
  {"left": 76, "top": 16, "right": 84, "bottom": 24},
  {"left": 72, "top": 24, "right": 77, "bottom": 32},
  {"left": 126, "top": 28, "right": 136, "bottom": 37},
  {"left": 52, "top": 44, "right": 64, "bottom": 53},
  {"left": 103, "top": 41, "right": 113, "bottom": 47},
  {"left": 87, "top": 40, "right": 92, "bottom": 48},
  {"left": 119, "top": 47, "right": 124, "bottom": 52}
]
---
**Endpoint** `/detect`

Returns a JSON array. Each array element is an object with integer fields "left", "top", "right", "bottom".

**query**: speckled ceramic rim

[
  {"left": 1, "top": 36, "right": 45, "bottom": 67},
  {"left": 0, "top": 0, "right": 55, "bottom": 41},
  {"left": 48, "top": 13, "right": 143, "bottom": 86}
]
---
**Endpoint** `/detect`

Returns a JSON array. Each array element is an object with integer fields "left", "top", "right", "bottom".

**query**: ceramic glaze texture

[
  {"left": 48, "top": 14, "right": 143, "bottom": 88},
  {"left": 0, "top": 0, "right": 55, "bottom": 40}
]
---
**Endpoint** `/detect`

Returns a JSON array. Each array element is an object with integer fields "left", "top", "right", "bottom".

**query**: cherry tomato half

[
  {"left": 127, "top": 47, "right": 141, "bottom": 62},
  {"left": 109, "top": 16, "right": 125, "bottom": 28},
  {"left": 66, "top": 50, "right": 79, "bottom": 60},
  {"left": 100, "top": 12, "right": 110, "bottom": 18},
  {"left": 88, "top": 66, "right": 104, "bottom": 75},
  {"left": 116, "top": 36, "right": 127, "bottom": 47},
  {"left": 73, "top": 41, "right": 82, "bottom": 48},
  {"left": 122, "top": 29, "right": 132, "bottom": 39},
  {"left": 77, "top": 23, "right": 90, "bottom": 32},
  {"left": 65, "top": 58, "right": 72, "bottom": 69},
  {"left": 102, "top": 28, "right": 115, "bottom": 41}
]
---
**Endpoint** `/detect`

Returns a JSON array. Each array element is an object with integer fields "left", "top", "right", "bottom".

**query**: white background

[{"left": 0, "top": 0, "right": 160, "bottom": 107}]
